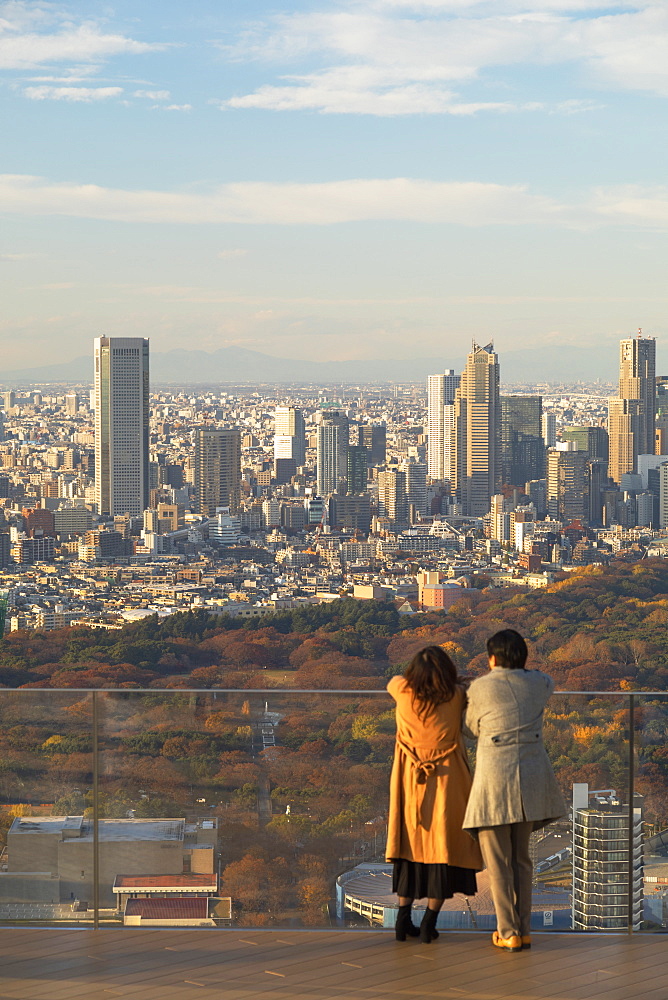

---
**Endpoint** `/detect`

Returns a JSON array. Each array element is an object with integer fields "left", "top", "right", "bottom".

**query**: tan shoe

[
  {"left": 521, "top": 936, "right": 531, "bottom": 949},
  {"left": 492, "top": 931, "right": 522, "bottom": 952}
]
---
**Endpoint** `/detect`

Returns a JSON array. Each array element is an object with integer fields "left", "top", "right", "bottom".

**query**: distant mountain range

[{"left": 2, "top": 344, "right": 618, "bottom": 385}]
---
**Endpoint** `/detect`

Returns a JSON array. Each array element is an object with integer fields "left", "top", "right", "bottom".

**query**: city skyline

[{"left": 1, "top": 1, "right": 667, "bottom": 372}]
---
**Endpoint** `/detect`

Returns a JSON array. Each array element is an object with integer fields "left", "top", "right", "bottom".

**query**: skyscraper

[
  {"left": 546, "top": 449, "right": 589, "bottom": 522},
  {"left": 427, "top": 370, "right": 459, "bottom": 480},
  {"left": 619, "top": 334, "right": 656, "bottom": 456},
  {"left": 608, "top": 397, "right": 642, "bottom": 484},
  {"left": 360, "top": 424, "right": 386, "bottom": 466},
  {"left": 609, "top": 334, "right": 656, "bottom": 483},
  {"left": 316, "top": 411, "right": 349, "bottom": 495},
  {"left": 274, "top": 406, "right": 306, "bottom": 466},
  {"left": 194, "top": 428, "right": 241, "bottom": 517},
  {"left": 451, "top": 343, "right": 500, "bottom": 516},
  {"left": 500, "top": 395, "right": 543, "bottom": 486},
  {"left": 346, "top": 445, "right": 368, "bottom": 494},
  {"left": 377, "top": 469, "right": 408, "bottom": 526},
  {"left": 94, "top": 336, "right": 149, "bottom": 517}
]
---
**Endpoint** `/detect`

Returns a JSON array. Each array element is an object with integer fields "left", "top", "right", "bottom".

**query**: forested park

[{"left": 1, "top": 559, "right": 668, "bottom": 925}]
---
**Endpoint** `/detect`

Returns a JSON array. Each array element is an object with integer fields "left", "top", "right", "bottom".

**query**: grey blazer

[{"left": 462, "top": 668, "right": 566, "bottom": 832}]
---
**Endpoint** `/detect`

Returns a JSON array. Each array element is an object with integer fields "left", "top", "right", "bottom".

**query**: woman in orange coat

[{"left": 386, "top": 646, "right": 483, "bottom": 943}]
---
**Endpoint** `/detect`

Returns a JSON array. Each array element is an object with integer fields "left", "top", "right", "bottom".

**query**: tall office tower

[
  {"left": 608, "top": 397, "right": 642, "bottom": 484},
  {"left": 427, "top": 370, "right": 459, "bottom": 480},
  {"left": 656, "top": 375, "right": 668, "bottom": 453},
  {"left": 317, "top": 411, "right": 349, "bottom": 495},
  {"left": 571, "top": 784, "right": 643, "bottom": 931},
  {"left": 377, "top": 469, "right": 408, "bottom": 526},
  {"left": 546, "top": 449, "right": 589, "bottom": 522},
  {"left": 405, "top": 462, "right": 428, "bottom": 517},
  {"left": 3, "top": 391, "right": 15, "bottom": 411},
  {"left": 346, "top": 445, "right": 368, "bottom": 494},
  {"left": 659, "top": 463, "right": 668, "bottom": 528},
  {"left": 588, "top": 459, "right": 607, "bottom": 525},
  {"left": 274, "top": 406, "right": 306, "bottom": 466},
  {"left": 360, "top": 424, "right": 387, "bottom": 466},
  {"left": 94, "top": 336, "right": 149, "bottom": 517},
  {"left": 451, "top": 343, "right": 500, "bottom": 516},
  {"left": 541, "top": 412, "right": 556, "bottom": 448},
  {"left": 194, "top": 428, "right": 241, "bottom": 517},
  {"left": 562, "top": 426, "right": 609, "bottom": 463},
  {"left": 65, "top": 393, "right": 79, "bottom": 417},
  {"left": 500, "top": 396, "right": 543, "bottom": 486},
  {"left": 609, "top": 334, "right": 656, "bottom": 482},
  {"left": 619, "top": 334, "right": 656, "bottom": 455}
]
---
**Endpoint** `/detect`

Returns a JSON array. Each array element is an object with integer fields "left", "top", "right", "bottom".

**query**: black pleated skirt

[{"left": 392, "top": 860, "right": 477, "bottom": 900}]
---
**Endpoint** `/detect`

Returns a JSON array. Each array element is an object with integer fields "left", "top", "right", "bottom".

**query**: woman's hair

[{"left": 403, "top": 645, "right": 459, "bottom": 718}]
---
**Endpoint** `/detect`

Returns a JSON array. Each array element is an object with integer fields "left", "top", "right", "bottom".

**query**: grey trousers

[{"left": 478, "top": 822, "right": 533, "bottom": 940}]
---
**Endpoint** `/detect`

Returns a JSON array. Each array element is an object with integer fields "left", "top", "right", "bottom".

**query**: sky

[{"left": 1, "top": 0, "right": 667, "bottom": 375}]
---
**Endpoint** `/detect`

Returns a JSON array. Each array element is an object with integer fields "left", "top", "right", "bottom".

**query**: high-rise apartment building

[
  {"left": 541, "top": 412, "right": 556, "bottom": 449},
  {"left": 451, "top": 343, "right": 500, "bottom": 516},
  {"left": 317, "top": 411, "right": 349, "bottom": 495},
  {"left": 571, "top": 784, "right": 643, "bottom": 931},
  {"left": 274, "top": 406, "right": 306, "bottom": 466},
  {"left": 194, "top": 428, "right": 241, "bottom": 517},
  {"left": 609, "top": 334, "right": 656, "bottom": 483},
  {"left": 427, "top": 371, "right": 459, "bottom": 481},
  {"left": 94, "top": 336, "right": 149, "bottom": 517},
  {"left": 377, "top": 469, "right": 408, "bottom": 526},
  {"left": 500, "top": 396, "right": 543, "bottom": 486},
  {"left": 405, "top": 462, "right": 428, "bottom": 517},
  {"left": 546, "top": 449, "right": 589, "bottom": 522}
]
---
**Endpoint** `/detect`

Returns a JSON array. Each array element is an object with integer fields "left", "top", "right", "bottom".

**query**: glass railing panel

[
  {"left": 0, "top": 690, "right": 94, "bottom": 924},
  {"left": 635, "top": 693, "right": 668, "bottom": 933},
  {"left": 97, "top": 689, "right": 395, "bottom": 928},
  {"left": 0, "top": 687, "right": 646, "bottom": 934}
]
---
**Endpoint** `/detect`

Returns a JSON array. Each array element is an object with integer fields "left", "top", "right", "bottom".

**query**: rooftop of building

[{"left": 9, "top": 816, "right": 186, "bottom": 841}]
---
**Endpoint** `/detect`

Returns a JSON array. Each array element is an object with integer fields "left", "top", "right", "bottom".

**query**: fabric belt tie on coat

[{"left": 396, "top": 737, "right": 458, "bottom": 829}]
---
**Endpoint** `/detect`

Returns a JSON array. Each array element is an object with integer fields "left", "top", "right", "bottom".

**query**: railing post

[
  {"left": 627, "top": 693, "right": 635, "bottom": 936},
  {"left": 92, "top": 691, "right": 100, "bottom": 930}
]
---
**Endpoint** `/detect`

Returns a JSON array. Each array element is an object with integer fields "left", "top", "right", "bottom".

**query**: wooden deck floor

[{"left": 0, "top": 928, "right": 666, "bottom": 1000}]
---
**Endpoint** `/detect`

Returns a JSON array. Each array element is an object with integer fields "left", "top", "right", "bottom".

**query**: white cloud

[
  {"left": 0, "top": 24, "right": 164, "bottom": 69},
  {"left": 134, "top": 89, "right": 170, "bottom": 100},
  {"left": 2, "top": 171, "right": 668, "bottom": 230},
  {"left": 23, "top": 85, "right": 123, "bottom": 101},
  {"left": 162, "top": 103, "right": 191, "bottom": 111},
  {"left": 219, "top": 2, "right": 668, "bottom": 115}
]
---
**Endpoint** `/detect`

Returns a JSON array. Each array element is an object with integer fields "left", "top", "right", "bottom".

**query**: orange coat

[{"left": 385, "top": 675, "right": 483, "bottom": 869}]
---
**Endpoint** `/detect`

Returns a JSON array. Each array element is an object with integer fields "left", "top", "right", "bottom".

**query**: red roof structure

[{"left": 124, "top": 898, "right": 209, "bottom": 920}]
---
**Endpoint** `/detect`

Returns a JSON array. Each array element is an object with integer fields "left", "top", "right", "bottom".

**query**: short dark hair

[{"left": 486, "top": 629, "right": 528, "bottom": 670}]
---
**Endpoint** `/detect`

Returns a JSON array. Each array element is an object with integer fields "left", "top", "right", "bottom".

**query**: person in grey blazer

[{"left": 462, "top": 629, "right": 565, "bottom": 953}]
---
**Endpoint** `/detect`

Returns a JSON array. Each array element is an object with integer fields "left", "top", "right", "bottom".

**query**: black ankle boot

[
  {"left": 419, "top": 907, "right": 440, "bottom": 943},
  {"left": 395, "top": 904, "right": 420, "bottom": 941}
]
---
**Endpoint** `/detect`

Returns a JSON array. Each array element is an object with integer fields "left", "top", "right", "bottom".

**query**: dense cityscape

[{"left": 0, "top": 334, "right": 665, "bottom": 630}]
